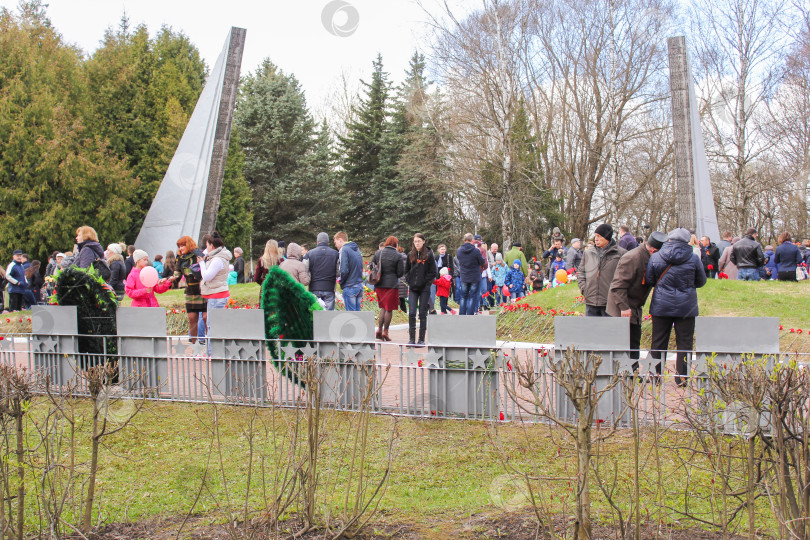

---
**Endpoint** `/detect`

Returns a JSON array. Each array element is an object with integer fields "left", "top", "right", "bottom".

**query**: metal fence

[{"left": 2, "top": 326, "right": 805, "bottom": 429}]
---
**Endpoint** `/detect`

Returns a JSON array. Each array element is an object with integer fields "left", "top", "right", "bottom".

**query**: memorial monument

[
  {"left": 668, "top": 36, "right": 721, "bottom": 242},
  {"left": 135, "top": 27, "right": 246, "bottom": 256}
]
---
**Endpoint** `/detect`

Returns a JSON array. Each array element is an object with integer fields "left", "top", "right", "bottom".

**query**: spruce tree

[
  {"left": 236, "top": 60, "right": 328, "bottom": 250},
  {"left": 338, "top": 54, "right": 391, "bottom": 246},
  {"left": 216, "top": 128, "right": 253, "bottom": 253},
  {"left": 383, "top": 52, "right": 456, "bottom": 247}
]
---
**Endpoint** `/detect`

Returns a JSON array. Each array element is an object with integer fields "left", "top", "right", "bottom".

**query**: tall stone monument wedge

[
  {"left": 135, "top": 27, "right": 246, "bottom": 257},
  {"left": 667, "top": 36, "right": 721, "bottom": 242}
]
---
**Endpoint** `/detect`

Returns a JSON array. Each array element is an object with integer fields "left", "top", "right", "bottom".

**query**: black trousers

[
  {"left": 650, "top": 316, "right": 695, "bottom": 379},
  {"left": 777, "top": 270, "right": 797, "bottom": 282},
  {"left": 629, "top": 322, "right": 642, "bottom": 360},
  {"left": 408, "top": 288, "right": 430, "bottom": 341},
  {"left": 8, "top": 293, "right": 23, "bottom": 312}
]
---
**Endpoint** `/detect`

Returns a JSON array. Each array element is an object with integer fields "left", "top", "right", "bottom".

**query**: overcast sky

[{"left": 2, "top": 0, "right": 474, "bottom": 113}]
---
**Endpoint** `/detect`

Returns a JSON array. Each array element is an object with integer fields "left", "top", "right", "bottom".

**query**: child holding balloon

[{"left": 125, "top": 249, "right": 176, "bottom": 307}]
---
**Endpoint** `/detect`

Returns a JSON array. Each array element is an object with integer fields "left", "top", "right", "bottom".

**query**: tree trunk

[
  {"left": 82, "top": 410, "right": 101, "bottom": 533},
  {"left": 14, "top": 408, "right": 23, "bottom": 540},
  {"left": 575, "top": 414, "right": 592, "bottom": 540}
]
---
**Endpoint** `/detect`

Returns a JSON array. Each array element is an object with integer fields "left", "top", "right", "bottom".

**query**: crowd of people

[
  {"left": 575, "top": 224, "right": 810, "bottom": 386},
  {"left": 2, "top": 223, "right": 808, "bottom": 352},
  {"left": 0, "top": 226, "right": 248, "bottom": 344}
]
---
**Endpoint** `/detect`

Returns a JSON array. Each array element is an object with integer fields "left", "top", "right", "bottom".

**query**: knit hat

[
  {"left": 667, "top": 228, "right": 691, "bottom": 243},
  {"left": 55, "top": 252, "right": 64, "bottom": 259},
  {"left": 594, "top": 224, "right": 613, "bottom": 241},
  {"left": 647, "top": 231, "right": 667, "bottom": 250},
  {"left": 495, "top": 253, "right": 503, "bottom": 262},
  {"left": 317, "top": 232, "right": 329, "bottom": 244},
  {"left": 512, "top": 242, "right": 522, "bottom": 248},
  {"left": 513, "top": 260, "right": 521, "bottom": 267},
  {"left": 440, "top": 267, "right": 449, "bottom": 276},
  {"left": 132, "top": 249, "right": 148, "bottom": 264},
  {"left": 107, "top": 243, "right": 122, "bottom": 255}
]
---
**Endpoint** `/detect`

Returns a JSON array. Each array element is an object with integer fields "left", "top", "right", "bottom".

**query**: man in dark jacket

[
  {"left": 617, "top": 225, "right": 638, "bottom": 251},
  {"left": 607, "top": 231, "right": 667, "bottom": 366},
  {"left": 730, "top": 228, "right": 765, "bottom": 281},
  {"left": 578, "top": 224, "right": 625, "bottom": 316},
  {"left": 645, "top": 228, "right": 707, "bottom": 385},
  {"left": 700, "top": 236, "right": 720, "bottom": 278},
  {"left": 305, "top": 232, "right": 339, "bottom": 310},
  {"left": 456, "top": 233, "right": 486, "bottom": 316},
  {"left": 5, "top": 250, "right": 28, "bottom": 312},
  {"left": 334, "top": 232, "right": 363, "bottom": 311}
]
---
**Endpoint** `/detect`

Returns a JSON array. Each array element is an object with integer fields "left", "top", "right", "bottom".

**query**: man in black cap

[
  {"left": 5, "top": 250, "right": 28, "bottom": 312},
  {"left": 579, "top": 224, "right": 625, "bottom": 316},
  {"left": 606, "top": 231, "right": 668, "bottom": 366}
]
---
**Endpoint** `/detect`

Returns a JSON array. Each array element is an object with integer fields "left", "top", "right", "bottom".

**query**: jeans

[
  {"left": 439, "top": 296, "right": 449, "bottom": 313},
  {"left": 458, "top": 281, "right": 480, "bottom": 315},
  {"left": 454, "top": 277, "right": 461, "bottom": 302},
  {"left": 737, "top": 268, "right": 760, "bottom": 281},
  {"left": 342, "top": 284, "right": 363, "bottom": 311},
  {"left": 477, "top": 276, "right": 489, "bottom": 312},
  {"left": 313, "top": 290, "right": 336, "bottom": 310},
  {"left": 585, "top": 305, "right": 609, "bottom": 316},
  {"left": 206, "top": 296, "right": 228, "bottom": 355},
  {"left": 428, "top": 283, "right": 437, "bottom": 313}
]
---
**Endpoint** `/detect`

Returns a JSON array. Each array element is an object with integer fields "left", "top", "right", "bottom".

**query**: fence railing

[{"left": 1, "top": 305, "right": 803, "bottom": 430}]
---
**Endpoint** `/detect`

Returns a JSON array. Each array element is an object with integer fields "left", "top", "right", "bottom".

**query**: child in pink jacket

[{"left": 125, "top": 249, "right": 175, "bottom": 307}]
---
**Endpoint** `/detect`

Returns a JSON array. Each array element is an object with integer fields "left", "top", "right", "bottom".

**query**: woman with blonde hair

[
  {"left": 254, "top": 239, "right": 282, "bottom": 285},
  {"left": 75, "top": 225, "right": 105, "bottom": 269},
  {"left": 688, "top": 234, "right": 701, "bottom": 257}
]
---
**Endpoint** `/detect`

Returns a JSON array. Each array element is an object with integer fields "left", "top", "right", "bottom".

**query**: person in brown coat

[
  {"left": 578, "top": 224, "right": 625, "bottom": 316},
  {"left": 279, "top": 242, "right": 311, "bottom": 286},
  {"left": 606, "top": 231, "right": 667, "bottom": 366}
]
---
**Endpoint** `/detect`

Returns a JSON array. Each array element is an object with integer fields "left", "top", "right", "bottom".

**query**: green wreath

[
  {"left": 260, "top": 265, "right": 323, "bottom": 385},
  {"left": 51, "top": 265, "right": 118, "bottom": 369}
]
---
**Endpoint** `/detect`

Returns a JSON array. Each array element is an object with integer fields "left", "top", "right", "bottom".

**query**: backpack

[
  {"left": 92, "top": 258, "right": 112, "bottom": 282},
  {"left": 368, "top": 258, "right": 381, "bottom": 285}
]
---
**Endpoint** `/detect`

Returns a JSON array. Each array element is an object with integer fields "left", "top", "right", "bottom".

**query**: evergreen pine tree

[
  {"left": 236, "top": 60, "right": 328, "bottom": 250},
  {"left": 338, "top": 54, "right": 391, "bottom": 245},
  {"left": 383, "top": 52, "right": 456, "bottom": 247},
  {"left": 216, "top": 127, "right": 253, "bottom": 253}
]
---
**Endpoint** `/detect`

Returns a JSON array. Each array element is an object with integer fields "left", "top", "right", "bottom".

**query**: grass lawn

[{"left": 17, "top": 399, "right": 777, "bottom": 537}]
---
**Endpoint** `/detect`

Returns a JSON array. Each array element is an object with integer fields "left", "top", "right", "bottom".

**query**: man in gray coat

[{"left": 578, "top": 224, "right": 625, "bottom": 316}]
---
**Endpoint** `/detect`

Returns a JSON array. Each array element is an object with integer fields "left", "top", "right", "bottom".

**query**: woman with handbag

[
  {"left": 371, "top": 236, "right": 404, "bottom": 341},
  {"left": 176, "top": 235, "right": 207, "bottom": 344}
]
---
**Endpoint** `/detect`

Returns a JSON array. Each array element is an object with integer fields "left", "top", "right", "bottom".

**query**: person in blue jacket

[
  {"left": 774, "top": 232, "right": 804, "bottom": 281},
  {"left": 645, "top": 228, "right": 707, "bottom": 386},
  {"left": 504, "top": 260, "right": 527, "bottom": 301},
  {"left": 5, "top": 250, "right": 28, "bottom": 312},
  {"left": 763, "top": 245, "right": 778, "bottom": 280}
]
